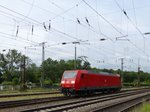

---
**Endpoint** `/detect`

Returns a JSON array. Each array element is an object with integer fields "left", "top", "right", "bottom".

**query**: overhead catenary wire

[
  {"left": 0, "top": 3, "right": 142, "bottom": 46},
  {"left": 21, "top": 0, "right": 62, "bottom": 18},
  {"left": 83, "top": 0, "right": 150, "bottom": 59},
  {"left": 1, "top": 8, "right": 85, "bottom": 51},
  {"left": 132, "top": 0, "right": 137, "bottom": 26},
  {"left": 0, "top": 9, "right": 34, "bottom": 26},
  {"left": 47, "top": 0, "right": 83, "bottom": 21},
  {"left": 46, "top": 0, "right": 114, "bottom": 42},
  {"left": 22, "top": 0, "right": 86, "bottom": 27},
  {"left": 18, "top": 0, "right": 35, "bottom": 23},
  {"left": 20, "top": 0, "right": 149, "bottom": 50},
  {"left": 0, "top": 0, "right": 150, "bottom": 72},
  {"left": 82, "top": 0, "right": 124, "bottom": 36},
  {"left": 62, "top": 38, "right": 148, "bottom": 64},
  {"left": 82, "top": 0, "right": 149, "bottom": 56},
  {"left": 21, "top": 0, "right": 150, "bottom": 45},
  {"left": 95, "top": 0, "right": 102, "bottom": 35},
  {"left": 114, "top": 0, "right": 146, "bottom": 53},
  {"left": 0, "top": 8, "right": 79, "bottom": 42},
  {"left": 22, "top": 0, "right": 114, "bottom": 43},
  {"left": 0, "top": 4, "right": 81, "bottom": 41},
  {"left": 0, "top": 31, "right": 38, "bottom": 45},
  {"left": 114, "top": 0, "right": 145, "bottom": 39}
]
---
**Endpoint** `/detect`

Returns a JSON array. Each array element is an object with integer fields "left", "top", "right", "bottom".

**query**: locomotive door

[
  {"left": 80, "top": 73, "right": 88, "bottom": 89},
  {"left": 104, "top": 79, "right": 108, "bottom": 86}
]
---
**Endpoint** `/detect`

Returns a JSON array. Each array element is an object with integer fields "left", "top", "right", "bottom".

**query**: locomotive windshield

[{"left": 63, "top": 71, "right": 77, "bottom": 78}]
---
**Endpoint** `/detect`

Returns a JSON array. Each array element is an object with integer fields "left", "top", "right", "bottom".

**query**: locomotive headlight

[
  {"left": 61, "top": 81, "right": 65, "bottom": 84},
  {"left": 71, "top": 81, "right": 75, "bottom": 84}
]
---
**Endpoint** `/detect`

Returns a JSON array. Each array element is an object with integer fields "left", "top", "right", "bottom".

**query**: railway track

[
  {"left": 0, "top": 87, "right": 146, "bottom": 98},
  {"left": 0, "top": 88, "right": 149, "bottom": 112},
  {"left": 0, "top": 91, "right": 61, "bottom": 98},
  {"left": 0, "top": 96, "right": 67, "bottom": 109},
  {"left": 91, "top": 91, "right": 150, "bottom": 112},
  {"left": 21, "top": 88, "right": 150, "bottom": 112},
  {"left": 118, "top": 100, "right": 150, "bottom": 112}
]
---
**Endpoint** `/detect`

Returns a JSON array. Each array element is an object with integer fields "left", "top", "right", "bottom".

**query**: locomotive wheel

[
  {"left": 67, "top": 92, "right": 71, "bottom": 97},
  {"left": 63, "top": 93, "right": 67, "bottom": 96}
]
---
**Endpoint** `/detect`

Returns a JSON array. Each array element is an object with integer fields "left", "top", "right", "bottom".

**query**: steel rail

[
  {"left": 0, "top": 96, "right": 67, "bottom": 109},
  {"left": 92, "top": 92, "right": 150, "bottom": 112},
  {"left": 0, "top": 91, "right": 61, "bottom": 98},
  {"left": 22, "top": 88, "right": 150, "bottom": 112},
  {"left": 0, "top": 88, "right": 149, "bottom": 110}
]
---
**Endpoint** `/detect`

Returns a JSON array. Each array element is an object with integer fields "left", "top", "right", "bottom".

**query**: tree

[
  {"left": 0, "top": 71, "right": 3, "bottom": 83},
  {"left": 0, "top": 49, "right": 31, "bottom": 82},
  {"left": 41, "top": 58, "right": 92, "bottom": 85},
  {"left": 26, "top": 63, "right": 40, "bottom": 83},
  {"left": 0, "top": 49, "right": 22, "bottom": 81},
  {"left": 41, "top": 58, "right": 59, "bottom": 83}
]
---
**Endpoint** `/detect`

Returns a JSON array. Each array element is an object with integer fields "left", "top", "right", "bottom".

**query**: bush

[
  {"left": 140, "top": 83, "right": 150, "bottom": 86},
  {"left": 44, "top": 79, "right": 53, "bottom": 87},
  {"left": 123, "top": 83, "right": 134, "bottom": 87},
  {"left": 138, "top": 102, "right": 150, "bottom": 112},
  {"left": 2, "top": 81, "right": 12, "bottom": 85},
  {"left": 53, "top": 83, "right": 60, "bottom": 86},
  {"left": 12, "top": 78, "right": 19, "bottom": 85},
  {"left": 123, "top": 82, "right": 150, "bottom": 87}
]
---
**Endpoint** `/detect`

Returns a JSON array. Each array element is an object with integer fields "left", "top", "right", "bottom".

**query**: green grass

[
  {"left": 0, "top": 88, "right": 62, "bottom": 102},
  {"left": 0, "top": 87, "right": 59, "bottom": 94},
  {"left": 132, "top": 102, "right": 150, "bottom": 112},
  {"left": 139, "top": 103, "right": 150, "bottom": 112},
  {"left": 0, "top": 94, "right": 63, "bottom": 102}
]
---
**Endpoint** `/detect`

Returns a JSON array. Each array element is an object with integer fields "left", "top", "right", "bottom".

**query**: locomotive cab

[
  {"left": 60, "top": 70, "right": 122, "bottom": 96},
  {"left": 61, "top": 70, "right": 77, "bottom": 96}
]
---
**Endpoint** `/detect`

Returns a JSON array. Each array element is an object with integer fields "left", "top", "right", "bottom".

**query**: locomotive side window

[
  {"left": 63, "top": 71, "right": 77, "bottom": 78},
  {"left": 81, "top": 74, "right": 84, "bottom": 78}
]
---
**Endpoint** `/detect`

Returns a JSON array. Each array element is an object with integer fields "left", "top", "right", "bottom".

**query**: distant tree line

[{"left": 0, "top": 49, "right": 150, "bottom": 87}]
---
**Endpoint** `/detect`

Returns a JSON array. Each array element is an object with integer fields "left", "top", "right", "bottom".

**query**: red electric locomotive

[{"left": 61, "top": 70, "right": 122, "bottom": 96}]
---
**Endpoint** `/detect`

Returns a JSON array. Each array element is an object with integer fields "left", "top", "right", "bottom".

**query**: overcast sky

[{"left": 0, "top": 0, "right": 150, "bottom": 72}]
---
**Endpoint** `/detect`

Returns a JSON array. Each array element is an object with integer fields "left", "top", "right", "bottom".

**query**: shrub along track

[{"left": 21, "top": 88, "right": 150, "bottom": 112}]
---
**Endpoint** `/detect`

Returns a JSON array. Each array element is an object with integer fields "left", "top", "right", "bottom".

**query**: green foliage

[
  {"left": 0, "top": 49, "right": 150, "bottom": 88},
  {"left": 133, "top": 79, "right": 138, "bottom": 86},
  {"left": 44, "top": 79, "right": 53, "bottom": 86},
  {"left": 0, "top": 49, "right": 21, "bottom": 81},
  {"left": 53, "top": 83, "right": 60, "bottom": 86},
  {"left": 0, "top": 49, "right": 31, "bottom": 82},
  {"left": 0, "top": 71, "right": 3, "bottom": 83},
  {"left": 41, "top": 58, "right": 92, "bottom": 83},
  {"left": 2, "top": 81, "right": 12, "bottom": 85},
  {"left": 12, "top": 77, "right": 19, "bottom": 85},
  {"left": 26, "top": 63, "right": 40, "bottom": 83},
  {"left": 137, "top": 103, "right": 150, "bottom": 112},
  {"left": 100, "top": 69, "right": 114, "bottom": 73},
  {"left": 123, "top": 83, "right": 134, "bottom": 87},
  {"left": 140, "top": 83, "right": 150, "bottom": 86}
]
